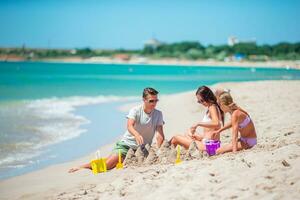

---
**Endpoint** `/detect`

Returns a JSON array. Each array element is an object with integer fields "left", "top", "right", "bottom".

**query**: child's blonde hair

[
  {"left": 219, "top": 92, "right": 234, "bottom": 107},
  {"left": 218, "top": 92, "right": 249, "bottom": 115}
]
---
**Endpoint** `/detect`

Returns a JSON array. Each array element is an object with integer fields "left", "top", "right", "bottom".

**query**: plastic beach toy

[
  {"left": 175, "top": 145, "right": 182, "bottom": 164},
  {"left": 205, "top": 140, "right": 221, "bottom": 156},
  {"left": 91, "top": 150, "right": 107, "bottom": 174},
  {"left": 116, "top": 149, "right": 124, "bottom": 169}
]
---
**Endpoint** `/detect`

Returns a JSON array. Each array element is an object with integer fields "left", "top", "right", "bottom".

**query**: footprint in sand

[
  {"left": 241, "top": 158, "right": 252, "bottom": 168},
  {"left": 284, "top": 131, "right": 294, "bottom": 136},
  {"left": 264, "top": 175, "right": 273, "bottom": 179},
  {"left": 281, "top": 159, "right": 290, "bottom": 167}
]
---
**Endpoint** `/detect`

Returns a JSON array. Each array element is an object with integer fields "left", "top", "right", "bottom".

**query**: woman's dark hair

[{"left": 196, "top": 86, "right": 224, "bottom": 125}]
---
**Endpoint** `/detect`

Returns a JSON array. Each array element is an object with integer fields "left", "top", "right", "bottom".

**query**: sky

[{"left": 0, "top": 0, "right": 299, "bottom": 49}]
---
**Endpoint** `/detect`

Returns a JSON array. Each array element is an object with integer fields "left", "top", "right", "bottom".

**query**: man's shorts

[{"left": 112, "top": 141, "right": 131, "bottom": 156}]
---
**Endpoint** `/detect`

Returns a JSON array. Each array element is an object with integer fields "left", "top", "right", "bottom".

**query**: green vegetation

[
  {"left": 142, "top": 41, "right": 300, "bottom": 61},
  {"left": 1, "top": 41, "right": 300, "bottom": 61}
]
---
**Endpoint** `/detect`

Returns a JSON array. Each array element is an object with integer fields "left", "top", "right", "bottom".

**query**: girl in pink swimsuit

[{"left": 212, "top": 92, "right": 257, "bottom": 154}]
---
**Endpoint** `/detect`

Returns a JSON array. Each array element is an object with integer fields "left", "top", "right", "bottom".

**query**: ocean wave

[{"left": 0, "top": 95, "right": 138, "bottom": 169}]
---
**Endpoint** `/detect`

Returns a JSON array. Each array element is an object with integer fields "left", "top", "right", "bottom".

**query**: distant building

[
  {"left": 70, "top": 49, "right": 77, "bottom": 55},
  {"left": 144, "top": 38, "right": 164, "bottom": 49},
  {"left": 228, "top": 36, "right": 256, "bottom": 46},
  {"left": 29, "top": 52, "right": 35, "bottom": 58},
  {"left": 228, "top": 36, "right": 239, "bottom": 46}
]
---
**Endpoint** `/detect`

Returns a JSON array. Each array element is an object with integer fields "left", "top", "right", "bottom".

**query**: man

[{"left": 68, "top": 87, "right": 165, "bottom": 173}]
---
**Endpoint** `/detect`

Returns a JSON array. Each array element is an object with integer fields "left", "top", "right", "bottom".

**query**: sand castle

[{"left": 123, "top": 140, "right": 206, "bottom": 167}]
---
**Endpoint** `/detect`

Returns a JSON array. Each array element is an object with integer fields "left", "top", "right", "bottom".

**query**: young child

[{"left": 213, "top": 92, "right": 257, "bottom": 154}]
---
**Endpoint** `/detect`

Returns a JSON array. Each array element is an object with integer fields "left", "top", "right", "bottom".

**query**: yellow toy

[
  {"left": 116, "top": 149, "right": 124, "bottom": 169},
  {"left": 91, "top": 150, "right": 107, "bottom": 174},
  {"left": 175, "top": 145, "right": 182, "bottom": 164}
]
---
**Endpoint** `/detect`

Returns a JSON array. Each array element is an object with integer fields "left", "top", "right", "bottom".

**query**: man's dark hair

[{"left": 143, "top": 87, "right": 159, "bottom": 98}]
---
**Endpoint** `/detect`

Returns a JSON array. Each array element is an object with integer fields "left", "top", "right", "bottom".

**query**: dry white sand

[
  {"left": 23, "top": 57, "right": 300, "bottom": 69},
  {"left": 0, "top": 80, "right": 299, "bottom": 200}
]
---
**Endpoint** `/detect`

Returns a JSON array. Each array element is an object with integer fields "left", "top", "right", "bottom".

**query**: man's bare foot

[{"left": 68, "top": 167, "right": 80, "bottom": 173}]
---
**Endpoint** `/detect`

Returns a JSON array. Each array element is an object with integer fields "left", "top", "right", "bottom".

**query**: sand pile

[{"left": 123, "top": 140, "right": 206, "bottom": 167}]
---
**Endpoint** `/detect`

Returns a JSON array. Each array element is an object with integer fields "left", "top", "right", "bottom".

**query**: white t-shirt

[{"left": 121, "top": 105, "right": 164, "bottom": 149}]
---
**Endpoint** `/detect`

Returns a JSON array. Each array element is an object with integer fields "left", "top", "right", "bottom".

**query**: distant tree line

[
  {"left": 142, "top": 41, "right": 300, "bottom": 60},
  {"left": 0, "top": 41, "right": 300, "bottom": 61}
]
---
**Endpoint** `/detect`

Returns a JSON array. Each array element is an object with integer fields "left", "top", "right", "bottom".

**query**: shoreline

[
  {"left": 0, "top": 80, "right": 299, "bottom": 199},
  {"left": 0, "top": 101, "right": 130, "bottom": 181},
  {"left": 1, "top": 57, "right": 300, "bottom": 69}
]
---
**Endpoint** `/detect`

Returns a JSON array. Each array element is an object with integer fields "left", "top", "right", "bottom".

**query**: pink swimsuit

[{"left": 238, "top": 115, "right": 257, "bottom": 147}]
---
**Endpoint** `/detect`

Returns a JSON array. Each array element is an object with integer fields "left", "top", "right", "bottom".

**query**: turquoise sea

[{"left": 0, "top": 61, "right": 300, "bottom": 180}]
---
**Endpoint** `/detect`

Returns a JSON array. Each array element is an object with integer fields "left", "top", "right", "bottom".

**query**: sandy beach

[
  {"left": 2, "top": 57, "right": 300, "bottom": 69},
  {"left": 80, "top": 57, "right": 300, "bottom": 69},
  {"left": 0, "top": 80, "right": 299, "bottom": 200}
]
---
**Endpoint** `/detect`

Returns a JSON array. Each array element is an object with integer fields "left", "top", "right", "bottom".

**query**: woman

[
  {"left": 213, "top": 92, "right": 257, "bottom": 154},
  {"left": 170, "top": 86, "right": 224, "bottom": 150}
]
